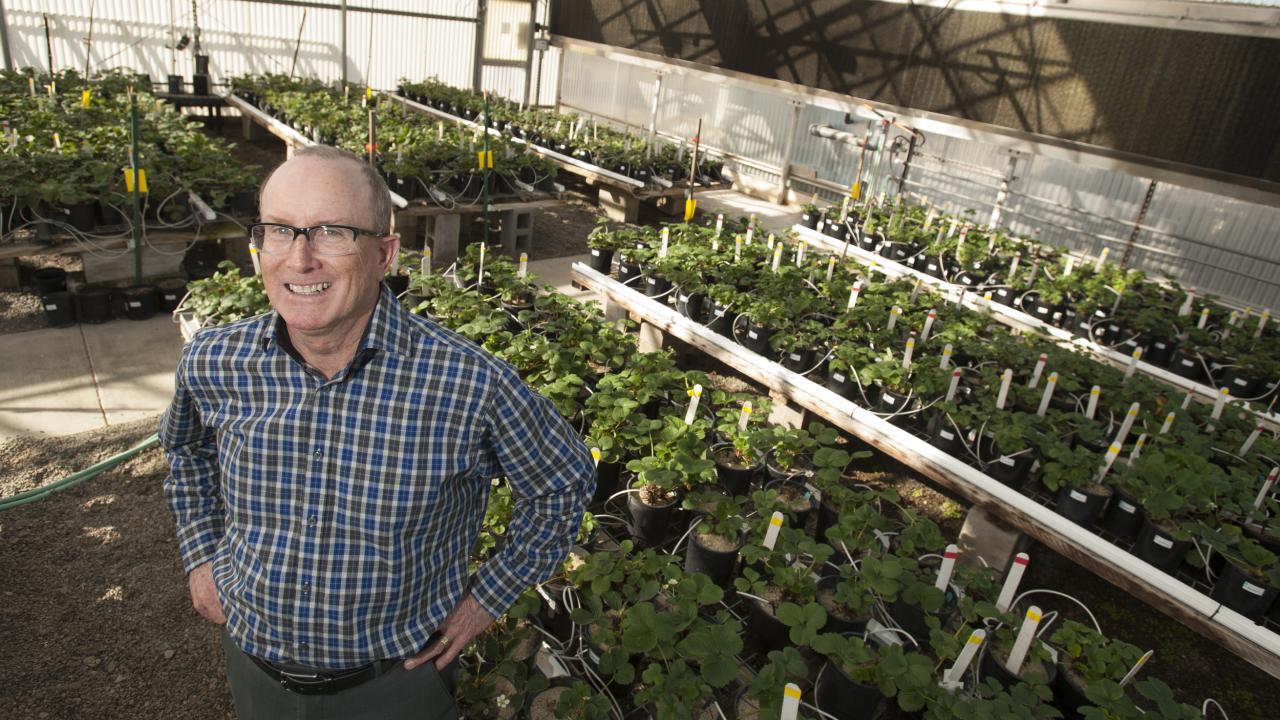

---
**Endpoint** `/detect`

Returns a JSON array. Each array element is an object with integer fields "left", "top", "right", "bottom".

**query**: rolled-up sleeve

[
  {"left": 469, "top": 364, "right": 595, "bottom": 618},
  {"left": 159, "top": 340, "right": 225, "bottom": 574}
]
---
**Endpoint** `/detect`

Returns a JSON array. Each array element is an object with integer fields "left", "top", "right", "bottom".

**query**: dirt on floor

[
  {"left": 0, "top": 417, "right": 234, "bottom": 720},
  {"left": 0, "top": 254, "right": 85, "bottom": 336}
]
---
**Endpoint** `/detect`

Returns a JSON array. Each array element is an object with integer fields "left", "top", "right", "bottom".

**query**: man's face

[{"left": 258, "top": 156, "right": 397, "bottom": 339}]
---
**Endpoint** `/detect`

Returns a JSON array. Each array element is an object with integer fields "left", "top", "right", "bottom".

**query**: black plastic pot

[
  {"left": 1099, "top": 489, "right": 1144, "bottom": 542},
  {"left": 41, "top": 291, "right": 76, "bottom": 328},
  {"left": 743, "top": 595, "right": 792, "bottom": 652},
  {"left": 823, "top": 218, "right": 848, "bottom": 242},
  {"left": 876, "top": 388, "right": 919, "bottom": 428},
  {"left": 707, "top": 302, "right": 734, "bottom": 337},
  {"left": 75, "top": 287, "right": 113, "bottom": 324},
  {"left": 814, "top": 661, "right": 884, "bottom": 720},
  {"left": 1167, "top": 349, "right": 1204, "bottom": 382},
  {"left": 674, "top": 290, "right": 705, "bottom": 321},
  {"left": 984, "top": 447, "right": 1038, "bottom": 489},
  {"left": 981, "top": 645, "right": 1057, "bottom": 690},
  {"left": 1022, "top": 295, "right": 1061, "bottom": 325},
  {"left": 991, "top": 286, "right": 1018, "bottom": 307},
  {"left": 643, "top": 274, "right": 672, "bottom": 299},
  {"left": 712, "top": 444, "right": 760, "bottom": 496},
  {"left": 1145, "top": 337, "right": 1179, "bottom": 368},
  {"left": 1220, "top": 367, "right": 1263, "bottom": 399},
  {"left": 1052, "top": 663, "right": 1091, "bottom": 719},
  {"left": 121, "top": 285, "right": 157, "bottom": 320},
  {"left": 33, "top": 267, "right": 68, "bottom": 294},
  {"left": 879, "top": 241, "right": 915, "bottom": 263},
  {"left": 824, "top": 366, "right": 862, "bottom": 402},
  {"left": 1132, "top": 517, "right": 1191, "bottom": 573},
  {"left": 954, "top": 269, "right": 986, "bottom": 287},
  {"left": 928, "top": 417, "right": 963, "bottom": 457},
  {"left": 616, "top": 258, "right": 643, "bottom": 286},
  {"left": 801, "top": 210, "right": 822, "bottom": 230},
  {"left": 1054, "top": 485, "right": 1111, "bottom": 526},
  {"left": 628, "top": 490, "right": 680, "bottom": 547},
  {"left": 781, "top": 347, "right": 817, "bottom": 374},
  {"left": 920, "top": 256, "right": 948, "bottom": 279},
  {"left": 685, "top": 530, "right": 741, "bottom": 587},
  {"left": 592, "top": 460, "right": 622, "bottom": 506},
  {"left": 738, "top": 318, "right": 775, "bottom": 356},
  {"left": 167, "top": 74, "right": 183, "bottom": 94},
  {"left": 156, "top": 278, "right": 187, "bottom": 313},
  {"left": 1210, "top": 559, "right": 1279, "bottom": 621},
  {"left": 587, "top": 247, "right": 614, "bottom": 274}
]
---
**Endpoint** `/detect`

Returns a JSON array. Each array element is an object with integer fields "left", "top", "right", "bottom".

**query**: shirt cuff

[
  {"left": 469, "top": 556, "right": 532, "bottom": 620},
  {"left": 177, "top": 515, "right": 226, "bottom": 574}
]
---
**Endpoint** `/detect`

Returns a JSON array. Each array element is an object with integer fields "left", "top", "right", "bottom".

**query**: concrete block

[
  {"left": 957, "top": 506, "right": 1025, "bottom": 572},
  {"left": 0, "top": 258, "right": 20, "bottom": 289},
  {"left": 599, "top": 186, "right": 640, "bottom": 223},
  {"left": 637, "top": 321, "right": 664, "bottom": 353},
  {"left": 768, "top": 394, "right": 807, "bottom": 429},
  {"left": 426, "top": 214, "right": 462, "bottom": 267}
]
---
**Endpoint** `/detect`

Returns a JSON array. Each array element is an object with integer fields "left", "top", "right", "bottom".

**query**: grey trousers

[{"left": 221, "top": 629, "right": 459, "bottom": 720}]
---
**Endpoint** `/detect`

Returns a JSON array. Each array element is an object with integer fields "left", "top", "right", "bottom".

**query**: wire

[{"left": 1010, "top": 589, "right": 1101, "bottom": 633}]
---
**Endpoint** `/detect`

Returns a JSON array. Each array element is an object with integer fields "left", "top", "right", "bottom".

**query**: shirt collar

[{"left": 259, "top": 282, "right": 416, "bottom": 359}]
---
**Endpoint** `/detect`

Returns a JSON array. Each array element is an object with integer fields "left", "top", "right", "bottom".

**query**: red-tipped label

[
  {"left": 952, "top": 369, "right": 962, "bottom": 377},
  {"left": 1013, "top": 555, "right": 1029, "bottom": 566},
  {"left": 944, "top": 550, "right": 958, "bottom": 559}
]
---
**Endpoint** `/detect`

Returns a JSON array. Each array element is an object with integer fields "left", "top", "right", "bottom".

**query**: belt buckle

[{"left": 278, "top": 668, "right": 337, "bottom": 695}]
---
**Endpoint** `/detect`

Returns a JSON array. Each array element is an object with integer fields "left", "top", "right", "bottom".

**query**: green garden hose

[{"left": 0, "top": 433, "right": 160, "bottom": 512}]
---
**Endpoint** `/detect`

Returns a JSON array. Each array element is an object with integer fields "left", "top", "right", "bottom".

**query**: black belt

[{"left": 249, "top": 655, "right": 401, "bottom": 695}]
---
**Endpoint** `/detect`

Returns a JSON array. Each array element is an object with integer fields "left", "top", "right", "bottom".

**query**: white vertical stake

[
  {"left": 848, "top": 282, "right": 862, "bottom": 310},
  {"left": 1004, "top": 606, "right": 1043, "bottom": 676},
  {"left": 1212, "top": 388, "right": 1229, "bottom": 420},
  {"left": 1094, "top": 247, "right": 1109, "bottom": 271},
  {"left": 659, "top": 228, "right": 670, "bottom": 258},
  {"left": 796, "top": 240, "right": 806, "bottom": 266},
  {"left": 1114, "top": 402, "right": 1141, "bottom": 447},
  {"left": 1181, "top": 389, "right": 1195, "bottom": 410},
  {"left": 422, "top": 248, "right": 432, "bottom": 276},
  {"left": 1253, "top": 467, "right": 1279, "bottom": 511},
  {"left": 1037, "top": 373, "right": 1057, "bottom": 417},
  {"left": 902, "top": 336, "right": 916, "bottom": 369},
  {"left": 1257, "top": 310, "right": 1271, "bottom": 338},
  {"left": 910, "top": 279, "right": 922, "bottom": 304},
  {"left": 1063, "top": 256, "right": 1075, "bottom": 277},
  {"left": 684, "top": 384, "right": 703, "bottom": 425},
  {"left": 1241, "top": 425, "right": 1265, "bottom": 456},
  {"left": 738, "top": 401, "right": 753, "bottom": 432},
  {"left": 745, "top": 224, "right": 755, "bottom": 245},
  {"left": 1125, "top": 347, "right": 1142, "bottom": 378},
  {"left": 1129, "top": 433, "right": 1147, "bottom": 461},
  {"left": 1028, "top": 354, "right": 1048, "bottom": 389},
  {"left": 780, "top": 684, "right": 801, "bottom": 720},
  {"left": 762, "top": 511, "right": 785, "bottom": 550},
  {"left": 996, "top": 553, "right": 1030, "bottom": 613},
  {"left": 1008, "top": 251, "right": 1020, "bottom": 279},
  {"left": 249, "top": 247, "right": 262, "bottom": 275},
  {"left": 1096, "top": 443, "right": 1123, "bottom": 483},
  {"left": 477, "top": 242, "right": 486, "bottom": 286},
  {"left": 771, "top": 244, "right": 783, "bottom": 273},
  {"left": 887, "top": 306, "right": 901, "bottom": 332},
  {"left": 825, "top": 257, "right": 837, "bottom": 283},
  {"left": 590, "top": 447, "right": 601, "bottom": 467},
  {"left": 1198, "top": 307, "right": 1211, "bottom": 329},
  {"left": 1160, "top": 412, "right": 1176, "bottom": 434},
  {"left": 996, "top": 369, "right": 1013, "bottom": 410},
  {"left": 1118, "top": 651, "right": 1155, "bottom": 688},
  {"left": 766, "top": 233, "right": 775, "bottom": 250},
  {"left": 935, "top": 544, "right": 959, "bottom": 591},
  {"left": 921, "top": 310, "right": 937, "bottom": 342},
  {"left": 734, "top": 235, "right": 743, "bottom": 262},
  {"left": 1086, "top": 386, "right": 1100, "bottom": 419},
  {"left": 712, "top": 235, "right": 720, "bottom": 252},
  {"left": 1178, "top": 288, "right": 1195, "bottom": 316},
  {"left": 940, "top": 344, "right": 953, "bottom": 370},
  {"left": 714, "top": 214, "right": 724, "bottom": 238},
  {"left": 518, "top": 253, "right": 528, "bottom": 278},
  {"left": 942, "top": 630, "right": 986, "bottom": 688},
  {"left": 946, "top": 369, "right": 962, "bottom": 402}
]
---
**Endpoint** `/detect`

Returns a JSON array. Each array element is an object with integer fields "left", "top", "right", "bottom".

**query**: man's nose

[{"left": 282, "top": 231, "right": 321, "bottom": 270}]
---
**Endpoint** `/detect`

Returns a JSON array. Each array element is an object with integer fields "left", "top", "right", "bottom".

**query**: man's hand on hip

[
  {"left": 404, "top": 593, "right": 495, "bottom": 671},
  {"left": 188, "top": 562, "right": 227, "bottom": 625}
]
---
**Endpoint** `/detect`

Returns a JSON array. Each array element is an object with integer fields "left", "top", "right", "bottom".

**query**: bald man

[{"left": 160, "top": 145, "right": 594, "bottom": 718}]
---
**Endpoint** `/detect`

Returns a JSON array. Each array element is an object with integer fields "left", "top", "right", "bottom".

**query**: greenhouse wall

[
  {"left": 558, "top": 46, "right": 1280, "bottom": 310},
  {"left": 6, "top": 0, "right": 478, "bottom": 91}
]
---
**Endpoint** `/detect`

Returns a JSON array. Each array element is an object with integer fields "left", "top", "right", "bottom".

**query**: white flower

[{"left": 495, "top": 694, "right": 510, "bottom": 709}]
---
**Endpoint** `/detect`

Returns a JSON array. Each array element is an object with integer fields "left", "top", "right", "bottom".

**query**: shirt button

[
  {"left": 301, "top": 581, "right": 311, "bottom": 595},
  {"left": 298, "top": 640, "right": 308, "bottom": 649},
  {"left": 313, "top": 448, "right": 322, "bottom": 459},
  {"left": 308, "top": 515, "right": 318, "bottom": 527}
]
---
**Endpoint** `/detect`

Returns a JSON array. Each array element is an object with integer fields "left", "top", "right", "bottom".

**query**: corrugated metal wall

[
  {"left": 560, "top": 47, "right": 1280, "bottom": 309},
  {"left": 6, "top": 0, "right": 477, "bottom": 90}
]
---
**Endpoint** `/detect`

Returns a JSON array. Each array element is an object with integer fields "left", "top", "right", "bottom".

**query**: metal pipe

[
  {"left": 775, "top": 101, "right": 802, "bottom": 205},
  {"left": 521, "top": 0, "right": 536, "bottom": 108},
  {"left": 0, "top": 0, "right": 11, "bottom": 72},
  {"left": 896, "top": 132, "right": 919, "bottom": 200},
  {"left": 472, "top": 0, "right": 486, "bottom": 93},
  {"left": 1121, "top": 180, "right": 1159, "bottom": 267},
  {"left": 340, "top": 0, "right": 347, "bottom": 85},
  {"left": 808, "top": 123, "right": 869, "bottom": 148},
  {"left": 646, "top": 71, "right": 664, "bottom": 159},
  {"left": 989, "top": 151, "right": 1020, "bottom": 227}
]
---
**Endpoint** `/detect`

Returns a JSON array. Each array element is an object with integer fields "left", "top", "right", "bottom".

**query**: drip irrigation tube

[{"left": 0, "top": 433, "right": 160, "bottom": 512}]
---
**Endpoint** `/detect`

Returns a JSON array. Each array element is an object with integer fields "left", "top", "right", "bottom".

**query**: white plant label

[
  {"left": 1114, "top": 402, "right": 1140, "bottom": 448},
  {"left": 946, "top": 369, "right": 962, "bottom": 402},
  {"left": 1084, "top": 386, "right": 1100, "bottom": 419},
  {"left": 734, "top": 235, "right": 743, "bottom": 262},
  {"left": 1178, "top": 288, "right": 1195, "bottom": 316},
  {"left": 762, "top": 511, "right": 785, "bottom": 550},
  {"left": 910, "top": 279, "right": 921, "bottom": 304},
  {"left": 738, "top": 401, "right": 753, "bottom": 432},
  {"left": 659, "top": 228, "right": 670, "bottom": 258},
  {"left": 921, "top": 310, "right": 937, "bottom": 342},
  {"left": 715, "top": 214, "right": 724, "bottom": 237},
  {"left": 1181, "top": 389, "right": 1194, "bottom": 410},
  {"left": 935, "top": 544, "right": 959, "bottom": 591},
  {"left": 925, "top": 208, "right": 937, "bottom": 230},
  {"left": 1153, "top": 535, "right": 1174, "bottom": 549},
  {"left": 589, "top": 447, "right": 601, "bottom": 467},
  {"left": 1253, "top": 467, "right": 1278, "bottom": 511},
  {"left": 44, "top": 304, "right": 56, "bottom": 311},
  {"left": 996, "top": 553, "right": 1030, "bottom": 612},
  {"left": 422, "top": 249, "right": 432, "bottom": 276},
  {"left": 1064, "top": 256, "right": 1075, "bottom": 277},
  {"left": 902, "top": 336, "right": 915, "bottom": 369},
  {"left": 745, "top": 226, "right": 755, "bottom": 245},
  {"left": 1037, "top": 373, "right": 1057, "bottom": 417},
  {"left": 1096, "top": 443, "right": 1122, "bottom": 483},
  {"left": 1094, "top": 247, "right": 1109, "bottom": 271},
  {"left": 1029, "top": 354, "right": 1047, "bottom": 389},
  {"left": 940, "top": 344, "right": 953, "bottom": 370},
  {"left": 942, "top": 630, "right": 986, "bottom": 688},
  {"left": 780, "top": 684, "right": 801, "bottom": 720},
  {"left": 684, "top": 384, "right": 703, "bottom": 425},
  {"left": 771, "top": 245, "right": 783, "bottom": 273},
  {"left": 826, "top": 257, "right": 837, "bottom": 283},
  {"left": 1161, "top": 409, "right": 1178, "bottom": 433},
  {"left": 948, "top": 218, "right": 959, "bottom": 238},
  {"left": 249, "top": 246, "right": 262, "bottom": 275},
  {"left": 1129, "top": 433, "right": 1147, "bottom": 461},
  {"left": 1212, "top": 388, "right": 1229, "bottom": 420},
  {"left": 847, "top": 283, "right": 862, "bottom": 310},
  {"left": 1004, "top": 607, "right": 1042, "bottom": 676},
  {"left": 1257, "top": 309, "right": 1271, "bottom": 337},
  {"left": 796, "top": 240, "right": 806, "bottom": 266},
  {"left": 1008, "top": 251, "right": 1020, "bottom": 279},
  {"left": 1125, "top": 347, "right": 1142, "bottom": 378},
  {"left": 1198, "top": 307, "right": 1210, "bottom": 329},
  {"left": 1241, "top": 425, "right": 1264, "bottom": 456},
  {"left": 1118, "top": 500, "right": 1137, "bottom": 514},
  {"left": 887, "top": 306, "right": 901, "bottom": 332},
  {"left": 766, "top": 233, "right": 775, "bottom": 251},
  {"left": 1070, "top": 490, "right": 1088, "bottom": 502},
  {"left": 518, "top": 253, "right": 528, "bottom": 278},
  {"left": 712, "top": 236, "right": 720, "bottom": 252},
  {"left": 996, "top": 369, "right": 1013, "bottom": 411}
]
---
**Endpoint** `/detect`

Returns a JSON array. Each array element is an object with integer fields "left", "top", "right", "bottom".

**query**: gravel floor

[{"left": 0, "top": 255, "right": 85, "bottom": 336}]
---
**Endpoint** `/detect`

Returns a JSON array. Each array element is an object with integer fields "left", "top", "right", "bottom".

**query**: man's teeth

[{"left": 287, "top": 282, "right": 332, "bottom": 295}]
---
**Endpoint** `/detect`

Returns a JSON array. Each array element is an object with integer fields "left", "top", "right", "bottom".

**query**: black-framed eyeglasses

[{"left": 248, "top": 223, "right": 385, "bottom": 257}]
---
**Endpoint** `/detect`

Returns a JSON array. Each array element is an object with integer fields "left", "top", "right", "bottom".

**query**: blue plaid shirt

[{"left": 160, "top": 285, "right": 594, "bottom": 669}]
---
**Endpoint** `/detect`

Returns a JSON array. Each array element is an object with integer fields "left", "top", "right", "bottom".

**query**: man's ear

[{"left": 381, "top": 234, "right": 401, "bottom": 271}]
